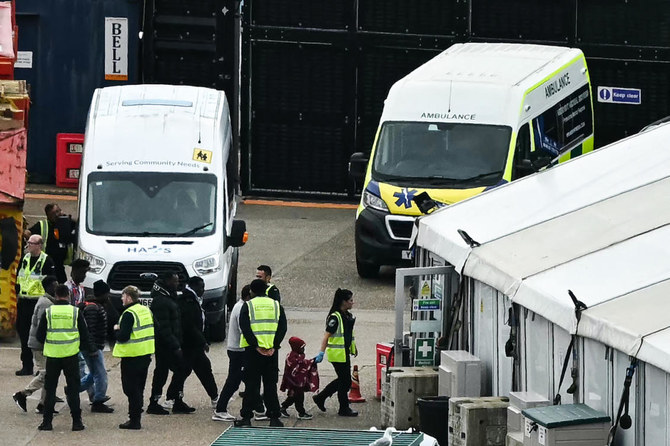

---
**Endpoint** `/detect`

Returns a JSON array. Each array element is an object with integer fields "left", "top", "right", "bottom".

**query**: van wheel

[
  {"left": 226, "top": 267, "right": 238, "bottom": 312},
  {"left": 207, "top": 310, "right": 226, "bottom": 343},
  {"left": 356, "top": 257, "right": 379, "bottom": 278}
]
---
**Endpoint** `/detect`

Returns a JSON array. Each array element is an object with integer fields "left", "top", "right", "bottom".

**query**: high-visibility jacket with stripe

[
  {"left": 17, "top": 252, "right": 48, "bottom": 298},
  {"left": 326, "top": 311, "right": 357, "bottom": 363},
  {"left": 240, "top": 297, "right": 280, "bottom": 349},
  {"left": 113, "top": 303, "right": 156, "bottom": 357},
  {"left": 43, "top": 305, "right": 80, "bottom": 358}
]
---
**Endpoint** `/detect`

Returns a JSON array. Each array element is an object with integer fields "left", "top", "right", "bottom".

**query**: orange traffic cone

[{"left": 349, "top": 364, "right": 366, "bottom": 403}]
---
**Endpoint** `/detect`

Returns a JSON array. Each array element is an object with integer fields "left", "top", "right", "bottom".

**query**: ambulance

[
  {"left": 350, "top": 43, "right": 594, "bottom": 277},
  {"left": 77, "top": 85, "right": 246, "bottom": 341}
]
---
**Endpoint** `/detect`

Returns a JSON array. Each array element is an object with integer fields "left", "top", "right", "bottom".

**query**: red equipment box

[
  {"left": 55, "top": 133, "right": 84, "bottom": 188},
  {"left": 376, "top": 342, "right": 394, "bottom": 398}
]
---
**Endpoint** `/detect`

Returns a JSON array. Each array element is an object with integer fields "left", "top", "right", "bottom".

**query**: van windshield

[
  {"left": 372, "top": 122, "right": 512, "bottom": 187},
  {"left": 86, "top": 172, "right": 217, "bottom": 237}
]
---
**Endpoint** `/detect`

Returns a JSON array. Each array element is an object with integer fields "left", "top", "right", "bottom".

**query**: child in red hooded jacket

[{"left": 279, "top": 336, "right": 319, "bottom": 420}]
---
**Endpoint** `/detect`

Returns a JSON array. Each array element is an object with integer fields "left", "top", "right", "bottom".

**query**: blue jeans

[{"left": 80, "top": 350, "right": 108, "bottom": 403}]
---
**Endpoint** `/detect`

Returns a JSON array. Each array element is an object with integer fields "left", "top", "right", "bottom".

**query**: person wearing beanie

[
  {"left": 279, "top": 336, "right": 319, "bottom": 420},
  {"left": 78, "top": 281, "right": 113, "bottom": 413},
  {"left": 93, "top": 279, "right": 119, "bottom": 349}
]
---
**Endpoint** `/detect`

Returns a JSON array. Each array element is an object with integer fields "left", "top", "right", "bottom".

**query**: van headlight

[
  {"left": 194, "top": 254, "right": 221, "bottom": 275},
  {"left": 363, "top": 190, "right": 388, "bottom": 212},
  {"left": 78, "top": 249, "right": 106, "bottom": 274}
]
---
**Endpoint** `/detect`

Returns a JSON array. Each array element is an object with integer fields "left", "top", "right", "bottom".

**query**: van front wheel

[
  {"left": 356, "top": 257, "right": 379, "bottom": 278},
  {"left": 207, "top": 310, "right": 226, "bottom": 343}
]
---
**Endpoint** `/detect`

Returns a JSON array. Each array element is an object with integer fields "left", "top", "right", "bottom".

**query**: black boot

[
  {"left": 119, "top": 417, "right": 142, "bottom": 430},
  {"left": 38, "top": 418, "right": 53, "bottom": 431},
  {"left": 72, "top": 416, "right": 85, "bottom": 431},
  {"left": 147, "top": 399, "right": 169, "bottom": 415},
  {"left": 172, "top": 398, "right": 196, "bottom": 414}
]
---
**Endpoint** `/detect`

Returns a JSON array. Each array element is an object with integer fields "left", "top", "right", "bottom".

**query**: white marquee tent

[{"left": 416, "top": 121, "right": 670, "bottom": 374}]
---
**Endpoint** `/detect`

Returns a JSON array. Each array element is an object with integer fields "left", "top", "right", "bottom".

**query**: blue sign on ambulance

[{"left": 597, "top": 86, "right": 641, "bottom": 105}]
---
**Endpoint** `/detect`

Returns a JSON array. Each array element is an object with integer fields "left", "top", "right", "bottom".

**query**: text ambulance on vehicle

[
  {"left": 349, "top": 43, "right": 594, "bottom": 277},
  {"left": 77, "top": 85, "right": 246, "bottom": 341}
]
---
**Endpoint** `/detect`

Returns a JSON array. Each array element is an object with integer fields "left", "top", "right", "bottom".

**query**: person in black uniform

[
  {"left": 255, "top": 264, "right": 281, "bottom": 302},
  {"left": 24, "top": 203, "right": 74, "bottom": 283},
  {"left": 148, "top": 272, "right": 194, "bottom": 414},
  {"left": 36, "top": 285, "right": 97, "bottom": 431},
  {"left": 114, "top": 285, "right": 155, "bottom": 430},
  {"left": 312, "top": 288, "right": 359, "bottom": 417},
  {"left": 16, "top": 234, "right": 56, "bottom": 376},
  {"left": 174, "top": 276, "right": 218, "bottom": 405},
  {"left": 234, "top": 279, "right": 287, "bottom": 427}
]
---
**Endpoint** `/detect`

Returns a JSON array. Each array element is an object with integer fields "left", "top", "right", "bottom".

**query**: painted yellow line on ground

[
  {"left": 25, "top": 193, "right": 77, "bottom": 201},
  {"left": 243, "top": 199, "right": 357, "bottom": 210}
]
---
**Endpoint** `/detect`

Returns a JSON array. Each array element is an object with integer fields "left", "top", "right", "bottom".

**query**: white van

[
  {"left": 349, "top": 43, "right": 594, "bottom": 277},
  {"left": 77, "top": 85, "right": 246, "bottom": 341}
]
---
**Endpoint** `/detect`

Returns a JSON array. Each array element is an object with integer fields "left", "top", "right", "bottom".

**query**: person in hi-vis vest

[
  {"left": 234, "top": 279, "right": 287, "bottom": 427},
  {"left": 113, "top": 285, "right": 155, "bottom": 430},
  {"left": 24, "top": 203, "right": 75, "bottom": 283},
  {"left": 15, "top": 234, "right": 55, "bottom": 376},
  {"left": 312, "top": 288, "right": 359, "bottom": 417},
  {"left": 36, "top": 284, "right": 96, "bottom": 432}
]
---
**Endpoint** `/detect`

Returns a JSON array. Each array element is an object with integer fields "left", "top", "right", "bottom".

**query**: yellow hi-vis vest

[
  {"left": 43, "top": 305, "right": 80, "bottom": 358},
  {"left": 326, "top": 311, "right": 357, "bottom": 363},
  {"left": 17, "top": 252, "right": 48, "bottom": 298},
  {"left": 240, "top": 297, "right": 279, "bottom": 349},
  {"left": 113, "top": 304, "right": 156, "bottom": 357}
]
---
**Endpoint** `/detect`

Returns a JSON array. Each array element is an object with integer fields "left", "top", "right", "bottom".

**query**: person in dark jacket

[
  {"left": 234, "top": 279, "right": 288, "bottom": 427},
  {"left": 78, "top": 287, "right": 113, "bottom": 413},
  {"left": 174, "top": 276, "right": 218, "bottom": 406},
  {"left": 92, "top": 280, "right": 120, "bottom": 349},
  {"left": 114, "top": 285, "right": 155, "bottom": 430},
  {"left": 148, "top": 272, "right": 193, "bottom": 414},
  {"left": 36, "top": 284, "right": 97, "bottom": 431}
]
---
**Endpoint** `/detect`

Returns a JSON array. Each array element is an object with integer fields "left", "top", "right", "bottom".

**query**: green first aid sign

[{"left": 414, "top": 338, "right": 435, "bottom": 366}]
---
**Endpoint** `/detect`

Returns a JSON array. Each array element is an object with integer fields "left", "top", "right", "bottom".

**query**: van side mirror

[
  {"left": 517, "top": 156, "right": 552, "bottom": 176},
  {"left": 227, "top": 219, "right": 247, "bottom": 247},
  {"left": 348, "top": 152, "right": 369, "bottom": 182}
]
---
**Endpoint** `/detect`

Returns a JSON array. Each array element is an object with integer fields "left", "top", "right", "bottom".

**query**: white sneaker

[
  {"left": 212, "top": 411, "right": 236, "bottom": 422},
  {"left": 254, "top": 411, "right": 269, "bottom": 421},
  {"left": 163, "top": 399, "right": 175, "bottom": 409},
  {"left": 211, "top": 397, "right": 219, "bottom": 409}
]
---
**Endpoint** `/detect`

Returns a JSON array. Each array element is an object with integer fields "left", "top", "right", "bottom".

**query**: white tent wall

[
  {"left": 470, "top": 280, "right": 513, "bottom": 396},
  {"left": 643, "top": 364, "right": 670, "bottom": 445}
]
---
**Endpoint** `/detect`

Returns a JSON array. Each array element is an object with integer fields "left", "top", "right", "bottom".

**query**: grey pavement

[{"left": 1, "top": 190, "right": 405, "bottom": 445}]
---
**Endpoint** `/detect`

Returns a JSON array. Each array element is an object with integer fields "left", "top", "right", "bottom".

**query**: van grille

[
  {"left": 388, "top": 219, "right": 414, "bottom": 240},
  {"left": 107, "top": 262, "right": 189, "bottom": 292}
]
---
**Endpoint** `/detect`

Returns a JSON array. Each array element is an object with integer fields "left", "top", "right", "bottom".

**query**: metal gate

[{"left": 240, "top": 0, "right": 670, "bottom": 198}]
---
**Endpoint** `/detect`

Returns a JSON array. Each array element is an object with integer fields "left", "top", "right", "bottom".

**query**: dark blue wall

[{"left": 17, "top": 0, "right": 142, "bottom": 183}]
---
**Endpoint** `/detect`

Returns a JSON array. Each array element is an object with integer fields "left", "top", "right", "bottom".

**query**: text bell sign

[
  {"left": 597, "top": 86, "right": 641, "bottom": 105},
  {"left": 105, "top": 17, "right": 128, "bottom": 81}
]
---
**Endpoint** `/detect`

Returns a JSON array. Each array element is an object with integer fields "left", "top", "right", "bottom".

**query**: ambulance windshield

[
  {"left": 372, "top": 122, "right": 511, "bottom": 186},
  {"left": 86, "top": 172, "right": 217, "bottom": 237}
]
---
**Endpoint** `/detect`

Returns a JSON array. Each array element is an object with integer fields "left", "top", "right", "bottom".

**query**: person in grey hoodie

[{"left": 13, "top": 276, "right": 59, "bottom": 414}]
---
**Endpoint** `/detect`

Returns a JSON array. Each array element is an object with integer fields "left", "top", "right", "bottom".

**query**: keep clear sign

[{"left": 105, "top": 17, "right": 128, "bottom": 81}]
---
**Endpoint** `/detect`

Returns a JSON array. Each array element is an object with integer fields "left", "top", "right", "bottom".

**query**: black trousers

[
  {"left": 16, "top": 297, "right": 37, "bottom": 371},
  {"left": 216, "top": 350, "right": 245, "bottom": 412},
  {"left": 282, "top": 390, "right": 306, "bottom": 414},
  {"left": 43, "top": 354, "right": 81, "bottom": 422},
  {"left": 121, "top": 355, "right": 151, "bottom": 420},
  {"left": 151, "top": 347, "right": 190, "bottom": 401},
  {"left": 240, "top": 348, "right": 280, "bottom": 420},
  {"left": 318, "top": 359, "right": 351, "bottom": 412},
  {"left": 170, "top": 347, "right": 218, "bottom": 400}
]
